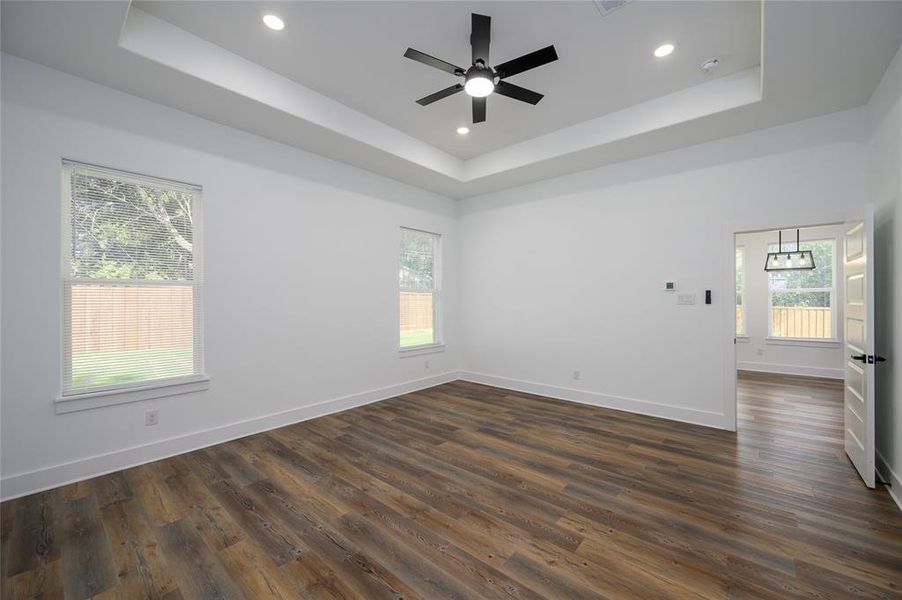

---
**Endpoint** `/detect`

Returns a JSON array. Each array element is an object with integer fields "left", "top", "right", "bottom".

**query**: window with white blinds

[
  {"left": 399, "top": 228, "right": 441, "bottom": 349},
  {"left": 61, "top": 161, "right": 204, "bottom": 395}
]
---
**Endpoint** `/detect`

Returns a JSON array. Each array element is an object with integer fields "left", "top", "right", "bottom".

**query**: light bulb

[{"left": 799, "top": 254, "right": 807, "bottom": 265}]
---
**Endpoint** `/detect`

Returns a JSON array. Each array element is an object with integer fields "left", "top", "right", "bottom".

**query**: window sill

[
  {"left": 765, "top": 337, "right": 841, "bottom": 348},
  {"left": 399, "top": 344, "right": 446, "bottom": 357},
  {"left": 54, "top": 375, "right": 210, "bottom": 414}
]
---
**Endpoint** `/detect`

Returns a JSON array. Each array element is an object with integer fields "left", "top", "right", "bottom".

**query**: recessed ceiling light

[
  {"left": 262, "top": 14, "right": 285, "bottom": 31},
  {"left": 654, "top": 43, "right": 675, "bottom": 58},
  {"left": 456, "top": 126, "right": 470, "bottom": 135}
]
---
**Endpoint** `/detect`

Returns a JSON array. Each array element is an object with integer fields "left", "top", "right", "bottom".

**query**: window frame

[
  {"left": 398, "top": 227, "right": 443, "bottom": 354},
  {"left": 766, "top": 237, "right": 837, "bottom": 342},
  {"left": 56, "top": 160, "right": 208, "bottom": 412}
]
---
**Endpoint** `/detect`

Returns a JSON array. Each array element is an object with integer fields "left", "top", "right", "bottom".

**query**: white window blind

[
  {"left": 61, "top": 161, "right": 204, "bottom": 395},
  {"left": 399, "top": 228, "right": 441, "bottom": 349}
]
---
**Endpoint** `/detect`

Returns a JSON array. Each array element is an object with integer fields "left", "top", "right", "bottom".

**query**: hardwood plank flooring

[{"left": 3, "top": 373, "right": 901, "bottom": 598}]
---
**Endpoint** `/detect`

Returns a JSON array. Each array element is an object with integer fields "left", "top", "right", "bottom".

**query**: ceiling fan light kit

[
  {"left": 404, "top": 13, "right": 558, "bottom": 124},
  {"left": 464, "top": 62, "right": 495, "bottom": 97}
]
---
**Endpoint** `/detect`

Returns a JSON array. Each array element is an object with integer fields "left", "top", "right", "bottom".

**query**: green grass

[
  {"left": 400, "top": 328, "right": 435, "bottom": 348},
  {"left": 73, "top": 332, "right": 436, "bottom": 389},
  {"left": 72, "top": 347, "right": 193, "bottom": 388}
]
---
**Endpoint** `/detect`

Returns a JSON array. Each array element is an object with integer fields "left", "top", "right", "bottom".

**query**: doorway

[{"left": 729, "top": 216, "right": 877, "bottom": 488}]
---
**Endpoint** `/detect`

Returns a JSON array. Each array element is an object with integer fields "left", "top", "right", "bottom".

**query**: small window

[
  {"left": 399, "top": 228, "right": 441, "bottom": 349},
  {"left": 767, "top": 239, "right": 835, "bottom": 340},
  {"left": 736, "top": 245, "right": 746, "bottom": 336},
  {"left": 61, "top": 161, "right": 204, "bottom": 395}
]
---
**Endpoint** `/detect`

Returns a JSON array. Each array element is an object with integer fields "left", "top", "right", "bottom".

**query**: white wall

[
  {"left": 2, "top": 49, "right": 893, "bottom": 501},
  {"left": 735, "top": 225, "right": 846, "bottom": 379},
  {"left": 0, "top": 54, "right": 460, "bottom": 499},
  {"left": 870, "top": 46, "right": 902, "bottom": 509},
  {"left": 458, "top": 109, "right": 867, "bottom": 429}
]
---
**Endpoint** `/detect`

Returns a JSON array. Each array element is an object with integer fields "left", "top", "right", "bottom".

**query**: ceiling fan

[{"left": 403, "top": 13, "right": 558, "bottom": 124}]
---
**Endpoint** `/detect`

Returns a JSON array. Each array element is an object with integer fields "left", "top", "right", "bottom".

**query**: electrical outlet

[
  {"left": 573, "top": 370, "right": 581, "bottom": 381},
  {"left": 757, "top": 348, "right": 764, "bottom": 357},
  {"left": 425, "top": 359, "right": 430, "bottom": 370},
  {"left": 145, "top": 409, "right": 159, "bottom": 426}
]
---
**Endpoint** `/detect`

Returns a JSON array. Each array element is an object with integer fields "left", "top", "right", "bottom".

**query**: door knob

[{"left": 851, "top": 354, "right": 867, "bottom": 363}]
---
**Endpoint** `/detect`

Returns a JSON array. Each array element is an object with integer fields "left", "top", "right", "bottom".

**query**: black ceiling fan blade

[
  {"left": 494, "top": 45, "right": 558, "bottom": 79},
  {"left": 494, "top": 80, "right": 544, "bottom": 105},
  {"left": 416, "top": 84, "right": 464, "bottom": 106},
  {"left": 471, "top": 13, "right": 491, "bottom": 64},
  {"left": 472, "top": 96, "right": 486, "bottom": 123},
  {"left": 404, "top": 48, "right": 463, "bottom": 75}
]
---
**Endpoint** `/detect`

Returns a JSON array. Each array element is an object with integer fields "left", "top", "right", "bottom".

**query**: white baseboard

[
  {"left": 737, "top": 361, "right": 844, "bottom": 379},
  {"left": 458, "top": 371, "right": 728, "bottom": 430},
  {"left": 0, "top": 371, "right": 460, "bottom": 501},
  {"left": 877, "top": 449, "right": 902, "bottom": 513}
]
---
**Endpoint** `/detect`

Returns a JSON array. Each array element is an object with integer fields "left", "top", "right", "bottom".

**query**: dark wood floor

[{"left": 2, "top": 373, "right": 901, "bottom": 599}]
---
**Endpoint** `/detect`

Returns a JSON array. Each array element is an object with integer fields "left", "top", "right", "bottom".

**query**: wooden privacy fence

[
  {"left": 69, "top": 284, "right": 193, "bottom": 354},
  {"left": 400, "top": 291, "right": 433, "bottom": 330},
  {"left": 772, "top": 306, "right": 832, "bottom": 338},
  {"left": 736, "top": 306, "right": 831, "bottom": 338}
]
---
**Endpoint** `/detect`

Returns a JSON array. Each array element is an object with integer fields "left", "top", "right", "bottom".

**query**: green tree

[
  {"left": 70, "top": 173, "right": 193, "bottom": 280},
  {"left": 400, "top": 229, "right": 434, "bottom": 289}
]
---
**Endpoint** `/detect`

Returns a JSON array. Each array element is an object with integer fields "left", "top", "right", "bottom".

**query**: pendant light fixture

[{"left": 764, "top": 229, "right": 816, "bottom": 271}]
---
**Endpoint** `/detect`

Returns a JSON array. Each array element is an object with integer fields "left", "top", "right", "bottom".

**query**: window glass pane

[
  {"left": 767, "top": 238, "right": 834, "bottom": 339},
  {"left": 400, "top": 291, "right": 435, "bottom": 348},
  {"left": 64, "top": 163, "right": 201, "bottom": 394},
  {"left": 70, "top": 171, "right": 194, "bottom": 281},
  {"left": 68, "top": 283, "right": 194, "bottom": 389},
  {"left": 399, "top": 228, "right": 438, "bottom": 348},
  {"left": 735, "top": 246, "right": 744, "bottom": 335},
  {"left": 400, "top": 229, "right": 435, "bottom": 291}
]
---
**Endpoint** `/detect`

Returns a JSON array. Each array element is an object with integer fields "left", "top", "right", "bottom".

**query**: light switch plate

[{"left": 677, "top": 294, "right": 696, "bottom": 305}]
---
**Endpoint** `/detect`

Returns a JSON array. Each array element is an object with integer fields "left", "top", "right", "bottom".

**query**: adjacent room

[{"left": 1, "top": 1, "right": 901, "bottom": 598}]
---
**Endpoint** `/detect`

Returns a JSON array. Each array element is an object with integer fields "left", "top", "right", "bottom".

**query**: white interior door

[{"left": 843, "top": 211, "right": 876, "bottom": 488}]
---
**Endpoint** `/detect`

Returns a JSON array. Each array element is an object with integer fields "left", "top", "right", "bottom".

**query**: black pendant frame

[{"left": 764, "top": 229, "right": 816, "bottom": 272}]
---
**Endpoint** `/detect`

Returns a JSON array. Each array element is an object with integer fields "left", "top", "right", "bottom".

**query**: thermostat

[{"left": 664, "top": 281, "right": 676, "bottom": 292}]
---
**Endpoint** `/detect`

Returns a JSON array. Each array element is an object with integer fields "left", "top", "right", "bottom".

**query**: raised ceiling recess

[{"left": 1, "top": 1, "right": 900, "bottom": 197}]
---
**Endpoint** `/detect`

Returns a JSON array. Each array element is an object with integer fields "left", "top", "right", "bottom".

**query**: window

[
  {"left": 61, "top": 161, "right": 204, "bottom": 396},
  {"left": 399, "top": 228, "right": 441, "bottom": 349},
  {"left": 736, "top": 245, "right": 746, "bottom": 336},
  {"left": 767, "top": 239, "right": 835, "bottom": 340}
]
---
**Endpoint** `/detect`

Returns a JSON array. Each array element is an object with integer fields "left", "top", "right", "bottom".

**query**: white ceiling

[
  {"left": 134, "top": 0, "right": 762, "bottom": 159},
  {"left": 1, "top": 1, "right": 900, "bottom": 199}
]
